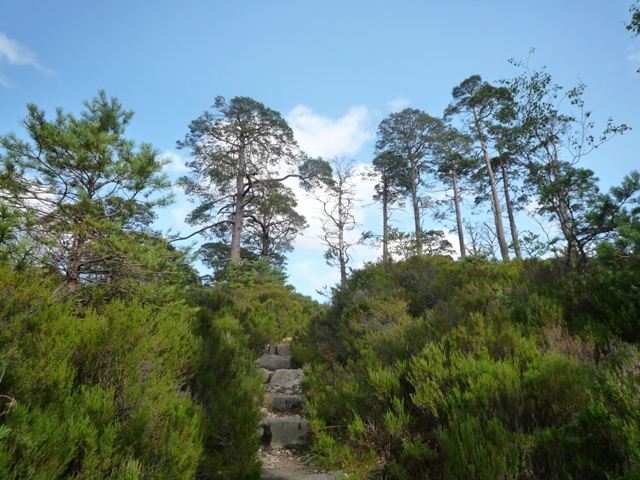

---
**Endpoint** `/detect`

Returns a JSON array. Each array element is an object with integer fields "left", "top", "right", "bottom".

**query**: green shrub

[
  {"left": 0, "top": 268, "right": 203, "bottom": 479},
  {"left": 0, "top": 267, "right": 274, "bottom": 479},
  {"left": 298, "top": 256, "right": 635, "bottom": 478}
]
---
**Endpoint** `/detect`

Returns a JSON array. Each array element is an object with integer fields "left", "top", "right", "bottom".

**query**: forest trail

[{"left": 256, "top": 341, "right": 343, "bottom": 480}]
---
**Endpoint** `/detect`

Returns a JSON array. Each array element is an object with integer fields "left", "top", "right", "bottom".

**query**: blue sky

[{"left": 2, "top": 1, "right": 640, "bottom": 300}]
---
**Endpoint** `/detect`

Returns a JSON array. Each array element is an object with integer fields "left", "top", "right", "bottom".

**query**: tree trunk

[
  {"left": 382, "top": 184, "right": 389, "bottom": 262},
  {"left": 451, "top": 164, "right": 466, "bottom": 259},
  {"left": 230, "top": 146, "right": 246, "bottom": 262},
  {"left": 338, "top": 192, "right": 347, "bottom": 287},
  {"left": 548, "top": 150, "right": 575, "bottom": 267},
  {"left": 474, "top": 112, "right": 509, "bottom": 262},
  {"left": 409, "top": 161, "right": 422, "bottom": 255},
  {"left": 67, "top": 231, "right": 85, "bottom": 292},
  {"left": 501, "top": 162, "right": 522, "bottom": 260}
]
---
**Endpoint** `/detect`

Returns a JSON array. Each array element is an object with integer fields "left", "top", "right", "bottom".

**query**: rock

[
  {"left": 270, "top": 369, "right": 304, "bottom": 390},
  {"left": 267, "top": 344, "right": 278, "bottom": 355},
  {"left": 257, "top": 355, "right": 292, "bottom": 370},
  {"left": 296, "top": 473, "right": 343, "bottom": 480},
  {"left": 263, "top": 472, "right": 289, "bottom": 480},
  {"left": 257, "top": 419, "right": 270, "bottom": 443},
  {"left": 276, "top": 343, "right": 291, "bottom": 356},
  {"left": 266, "top": 418, "right": 311, "bottom": 448},
  {"left": 259, "top": 368, "right": 272, "bottom": 383},
  {"left": 265, "top": 393, "right": 303, "bottom": 412}
]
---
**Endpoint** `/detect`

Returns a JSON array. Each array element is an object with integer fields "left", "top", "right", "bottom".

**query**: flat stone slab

[
  {"left": 270, "top": 369, "right": 304, "bottom": 390},
  {"left": 265, "top": 418, "right": 311, "bottom": 448},
  {"left": 257, "top": 355, "right": 292, "bottom": 371},
  {"left": 266, "top": 345, "right": 278, "bottom": 355},
  {"left": 275, "top": 343, "right": 291, "bottom": 356},
  {"left": 263, "top": 473, "right": 289, "bottom": 480},
  {"left": 296, "top": 473, "right": 343, "bottom": 480},
  {"left": 265, "top": 393, "right": 303, "bottom": 412}
]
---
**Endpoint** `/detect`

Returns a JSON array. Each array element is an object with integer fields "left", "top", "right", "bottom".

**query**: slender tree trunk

[
  {"left": 382, "top": 184, "right": 389, "bottom": 262},
  {"left": 451, "top": 164, "right": 466, "bottom": 259},
  {"left": 548, "top": 150, "right": 575, "bottom": 267},
  {"left": 67, "top": 231, "right": 85, "bottom": 292},
  {"left": 501, "top": 162, "right": 522, "bottom": 260},
  {"left": 338, "top": 191, "right": 347, "bottom": 287},
  {"left": 474, "top": 113, "right": 509, "bottom": 261},
  {"left": 409, "top": 161, "right": 422, "bottom": 255},
  {"left": 230, "top": 146, "right": 246, "bottom": 262}
]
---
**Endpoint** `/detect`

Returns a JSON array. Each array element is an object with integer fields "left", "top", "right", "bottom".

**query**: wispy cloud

[
  {"left": 161, "top": 150, "right": 190, "bottom": 175},
  {"left": 387, "top": 95, "right": 410, "bottom": 112},
  {"left": 0, "top": 32, "right": 54, "bottom": 87},
  {"left": 286, "top": 105, "right": 374, "bottom": 158},
  {"left": 626, "top": 45, "right": 640, "bottom": 66}
]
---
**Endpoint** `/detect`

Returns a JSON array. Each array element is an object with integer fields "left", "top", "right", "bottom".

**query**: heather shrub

[
  {"left": 0, "top": 267, "right": 203, "bottom": 479},
  {"left": 299, "top": 256, "right": 633, "bottom": 478},
  {"left": 0, "top": 266, "right": 274, "bottom": 479},
  {"left": 215, "top": 259, "right": 324, "bottom": 349}
]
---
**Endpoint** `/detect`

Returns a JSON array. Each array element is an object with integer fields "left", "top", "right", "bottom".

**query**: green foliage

[
  {"left": 0, "top": 205, "right": 33, "bottom": 271},
  {"left": 196, "top": 183, "right": 307, "bottom": 270},
  {"left": 299, "top": 256, "right": 640, "bottom": 478},
  {"left": 385, "top": 228, "right": 455, "bottom": 260},
  {"left": 628, "top": 1, "right": 640, "bottom": 45},
  {"left": 0, "top": 266, "right": 280, "bottom": 479},
  {"left": 0, "top": 267, "right": 202, "bottom": 478},
  {"left": 208, "top": 259, "right": 324, "bottom": 350},
  {"left": 188, "top": 288, "right": 264, "bottom": 479},
  {"left": 0, "top": 91, "right": 174, "bottom": 293},
  {"left": 177, "top": 95, "right": 304, "bottom": 263}
]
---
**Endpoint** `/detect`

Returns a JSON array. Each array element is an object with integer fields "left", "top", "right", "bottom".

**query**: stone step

[
  {"left": 264, "top": 343, "right": 292, "bottom": 356},
  {"left": 264, "top": 472, "right": 343, "bottom": 480},
  {"left": 265, "top": 393, "right": 303, "bottom": 412},
  {"left": 296, "top": 473, "right": 343, "bottom": 480},
  {"left": 275, "top": 343, "right": 291, "bottom": 356},
  {"left": 269, "top": 369, "right": 304, "bottom": 392},
  {"left": 259, "top": 418, "right": 311, "bottom": 448},
  {"left": 257, "top": 354, "right": 292, "bottom": 370}
]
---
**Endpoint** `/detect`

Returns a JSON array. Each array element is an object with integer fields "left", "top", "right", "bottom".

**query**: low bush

[{"left": 299, "top": 255, "right": 640, "bottom": 478}]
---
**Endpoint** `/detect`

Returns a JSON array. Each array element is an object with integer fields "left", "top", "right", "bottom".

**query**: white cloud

[
  {"left": 629, "top": 51, "right": 640, "bottom": 63},
  {"left": 0, "top": 33, "right": 54, "bottom": 87},
  {"left": 162, "top": 150, "right": 190, "bottom": 175},
  {"left": 170, "top": 201, "right": 192, "bottom": 230},
  {"left": 387, "top": 95, "right": 410, "bottom": 112},
  {"left": 626, "top": 46, "right": 640, "bottom": 65},
  {"left": 286, "top": 105, "right": 374, "bottom": 158}
]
